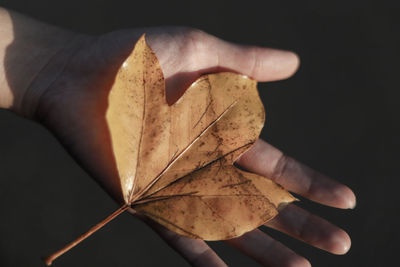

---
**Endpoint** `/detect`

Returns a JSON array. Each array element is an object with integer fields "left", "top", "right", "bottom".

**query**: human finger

[
  {"left": 134, "top": 211, "right": 227, "bottom": 267},
  {"left": 226, "top": 229, "right": 311, "bottom": 267},
  {"left": 236, "top": 139, "right": 356, "bottom": 209},
  {"left": 265, "top": 204, "right": 351, "bottom": 255},
  {"left": 206, "top": 33, "right": 300, "bottom": 82}
]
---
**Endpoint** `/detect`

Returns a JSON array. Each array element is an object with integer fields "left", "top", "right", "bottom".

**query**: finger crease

[
  {"left": 249, "top": 48, "right": 260, "bottom": 78},
  {"left": 191, "top": 247, "right": 214, "bottom": 266},
  {"left": 297, "top": 212, "right": 312, "bottom": 242},
  {"left": 272, "top": 153, "right": 288, "bottom": 184}
]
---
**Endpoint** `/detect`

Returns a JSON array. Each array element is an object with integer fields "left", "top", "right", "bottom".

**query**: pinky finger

[
  {"left": 226, "top": 229, "right": 311, "bottom": 267},
  {"left": 134, "top": 211, "right": 227, "bottom": 267}
]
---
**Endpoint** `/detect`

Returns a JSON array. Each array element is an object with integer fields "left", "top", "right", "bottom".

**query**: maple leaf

[{"left": 45, "top": 34, "right": 295, "bottom": 265}]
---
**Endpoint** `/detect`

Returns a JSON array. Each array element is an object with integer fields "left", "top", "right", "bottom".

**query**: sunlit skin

[{"left": 0, "top": 8, "right": 355, "bottom": 267}]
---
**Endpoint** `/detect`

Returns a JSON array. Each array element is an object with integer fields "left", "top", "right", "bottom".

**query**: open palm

[{"left": 34, "top": 27, "right": 356, "bottom": 267}]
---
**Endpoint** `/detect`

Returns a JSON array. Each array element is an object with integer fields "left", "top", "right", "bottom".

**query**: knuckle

[
  {"left": 179, "top": 28, "right": 211, "bottom": 66},
  {"left": 182, "top": 27, "right": 207, "bottom": 40},
  {"left": 248, "top": 46, "right": 263, "bottom": 78},
  {"left": 184, "top": 28, "right": 209, "bottom": 50}
]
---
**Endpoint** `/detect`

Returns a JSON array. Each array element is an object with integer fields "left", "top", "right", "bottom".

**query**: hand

[{"left": 31, "top": 27, "right": 356, "bottom": 266}]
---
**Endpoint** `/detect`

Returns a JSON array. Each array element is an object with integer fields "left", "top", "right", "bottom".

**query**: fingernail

[
  {"left": 330, "top": 230, "right": 352, "bottom": 255},
  {"left": 348, "top": 197, "right": 356, "bottom": 209}
]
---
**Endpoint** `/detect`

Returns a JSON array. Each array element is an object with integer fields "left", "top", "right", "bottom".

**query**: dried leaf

[
  {"left": 45, "top": 34, "right": 296, "bottom": 265},
  {"left": 105, "top": 35, "right": 295, "bottom": 240}
]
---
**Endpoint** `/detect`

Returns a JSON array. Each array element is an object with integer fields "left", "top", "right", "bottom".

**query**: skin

[{"left": 0, "top": 7, "right": 356, "bottom": 267}]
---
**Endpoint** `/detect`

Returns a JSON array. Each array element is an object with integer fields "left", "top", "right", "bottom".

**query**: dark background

[{"left": 0, "top": 0, "right": 399, "bottom": 266}]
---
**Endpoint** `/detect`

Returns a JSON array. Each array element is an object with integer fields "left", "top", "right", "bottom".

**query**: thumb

[
  {"left": 205, "top": 32, "right": 300, "bottom": 82},
  {"left": 147, "top": 28, "right": 300, "bottom": 104}
]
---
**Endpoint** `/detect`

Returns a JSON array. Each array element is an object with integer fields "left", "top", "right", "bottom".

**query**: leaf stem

[{"left": 43, "top": 204, "right": 129, "bottom": 265}]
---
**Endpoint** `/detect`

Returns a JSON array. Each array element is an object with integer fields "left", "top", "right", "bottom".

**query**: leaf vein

[{"left": 139, "top": 142, "right": 253, "bottom": 201}]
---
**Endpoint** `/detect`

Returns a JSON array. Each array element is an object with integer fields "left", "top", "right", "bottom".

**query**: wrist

[
  {"left": 22, "top": 32, "right": 92, "bottom": 119},
  {"left": 0, "top": 8, "right": 89, "bottom": 118}
]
